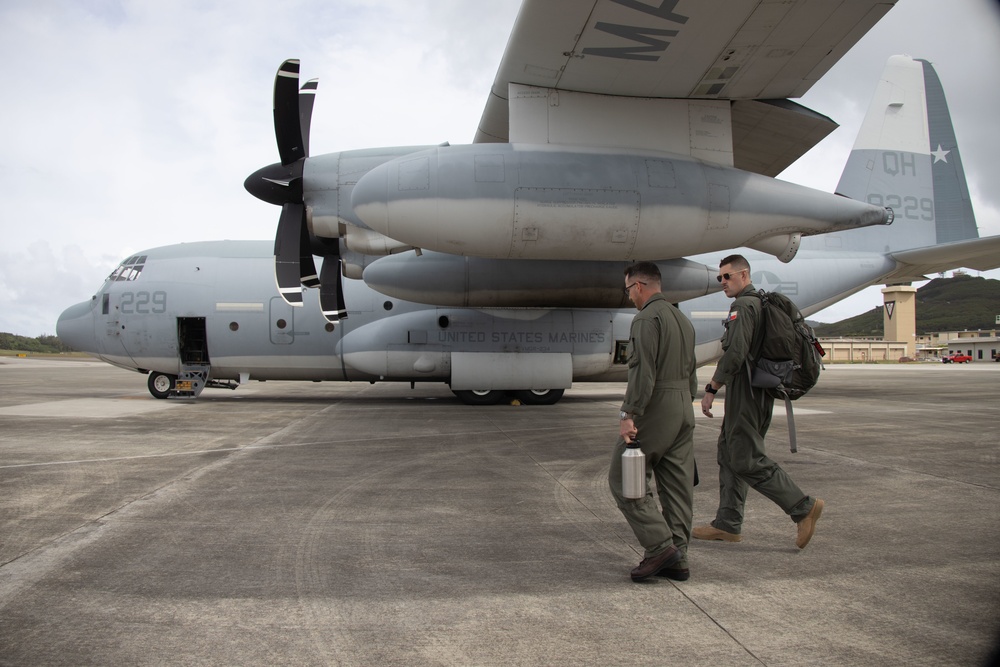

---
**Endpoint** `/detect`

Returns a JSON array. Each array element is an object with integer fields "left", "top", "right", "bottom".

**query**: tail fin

[{"left": 831, "top": 55, "right": 978, "bottom": 252}]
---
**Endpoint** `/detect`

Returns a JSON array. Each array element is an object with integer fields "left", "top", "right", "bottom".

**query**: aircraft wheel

[
  {"left": 452, "top": 389, "right": 505, "bottom": 405},
  {"left": 513, "top": 389, "right": 565, "bottom": 405},
  {"left": 147, "top": 372, "right": 176, "bottom": 399}
]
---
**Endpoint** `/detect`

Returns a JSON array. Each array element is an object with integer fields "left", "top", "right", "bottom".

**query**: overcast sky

[{"left": 1, "top": 0, "right": 998, "bottom": 337}]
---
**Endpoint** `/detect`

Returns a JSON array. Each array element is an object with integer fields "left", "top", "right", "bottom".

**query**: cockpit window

[{"left": 107, "top": 255, "right": 148, "bottom": 282}]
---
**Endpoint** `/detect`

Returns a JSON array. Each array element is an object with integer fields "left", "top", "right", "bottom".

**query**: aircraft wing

[
  {"left": 475, "top": 0, "right": 897, "bottom": 176},
  {"left": 884, "top": 235, "right": 1000, "bottom": 283}
]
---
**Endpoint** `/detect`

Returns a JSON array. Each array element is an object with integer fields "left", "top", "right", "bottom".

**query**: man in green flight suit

[
  {"left": 697, "top": 254, "right": 824, "bottom": 548},
  {"left": 610, "top": 262, "right": 698, "bottom": 582}
]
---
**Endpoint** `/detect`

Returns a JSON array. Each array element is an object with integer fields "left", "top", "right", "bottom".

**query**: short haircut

[
  {"left": 624, "top": 261, "right": 662, "bottom": 284},
  {"left": 719, "top": 254, "right": 751, "bottom": 272}
]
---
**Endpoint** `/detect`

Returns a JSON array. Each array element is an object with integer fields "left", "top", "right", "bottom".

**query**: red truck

[{"left": 942, "top": 353, "right": 973, "bottom": 363}]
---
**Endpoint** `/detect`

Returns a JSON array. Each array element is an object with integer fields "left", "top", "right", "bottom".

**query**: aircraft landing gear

[
  {"left": 452, "top": 389, "right": 505, "bottom": 405},
  {"left": 147, "top": 371, "right": 176, "bottom": 399},
  {"left": 451, "top": 389, "right": 565, "bottom": 405},
  {"left": 513, "top": 389, "right": 564, "bottom": 405}
]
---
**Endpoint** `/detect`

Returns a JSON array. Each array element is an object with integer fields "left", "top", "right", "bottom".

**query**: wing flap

[{"left": 732, "top": 99, "right": 838, "bottom": 177}]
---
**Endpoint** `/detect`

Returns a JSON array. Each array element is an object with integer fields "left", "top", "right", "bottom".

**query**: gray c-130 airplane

[{"left": 58, "top": 0, "right": 999, "bottom": 404}]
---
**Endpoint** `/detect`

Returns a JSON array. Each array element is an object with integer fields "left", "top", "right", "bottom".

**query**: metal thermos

[{"left": 622, "top": 439, "right": 645, "bottom": 499}]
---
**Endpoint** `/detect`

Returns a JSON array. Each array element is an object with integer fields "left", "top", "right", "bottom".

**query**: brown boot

[
  {"left": 692, "top": 525, "right": 742, "bottom": 542},
  {"left": 795, "top": 499, "right": 824, "bottom": 549},
  {"left": 630, "top": 545, "right": 682, "bottom": 582}
]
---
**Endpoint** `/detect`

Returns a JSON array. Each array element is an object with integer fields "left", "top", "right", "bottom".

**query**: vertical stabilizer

[{"left": 832, "top": 55, "right": 977, "bottom": 252}]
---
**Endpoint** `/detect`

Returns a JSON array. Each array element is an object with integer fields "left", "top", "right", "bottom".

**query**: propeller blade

[
  {"left": 273, "top": 59, "right": 305, "bottom": 166},
  {"left": 299, "top": 217, "right": 320, "bottom": 289},
  {"left": 299, "top": 79, "right": 318, "bottom": 158},
  {"left": 319, "top": 255, "right": 348, "bottom": 322},
  {"left": 274, "top": 203, "right": 305, "bottom": 306},
  {"left": 258, "top": 61, "right": 337, "bottom": 313}
]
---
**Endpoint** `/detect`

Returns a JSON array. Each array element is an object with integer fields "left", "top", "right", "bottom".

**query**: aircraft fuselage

[{"left": 57, "top": 239, "right": 903, "bottom": 402}]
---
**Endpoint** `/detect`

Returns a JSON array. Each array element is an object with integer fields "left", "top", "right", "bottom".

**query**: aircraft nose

[{"left": 57, "top": 299, "right": 99, "bottom": 354}]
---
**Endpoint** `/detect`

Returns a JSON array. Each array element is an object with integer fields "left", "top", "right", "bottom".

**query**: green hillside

[{"left": 814, "top": 274, "right": 1000, "bottom": 337}]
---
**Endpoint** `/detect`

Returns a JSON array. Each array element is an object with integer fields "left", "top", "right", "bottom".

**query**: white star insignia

[{"left": 931, "top": 144, "right": 950, "bottom": 163}]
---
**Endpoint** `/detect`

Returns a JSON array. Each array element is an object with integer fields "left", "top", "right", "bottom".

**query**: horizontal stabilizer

[{"left": 887, "top": 235, "right": 1000, "bottom": 282}]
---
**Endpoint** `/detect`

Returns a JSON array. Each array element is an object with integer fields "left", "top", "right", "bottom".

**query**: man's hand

[
  {"left": 620, "top": 417, "right": 638, "bottom": 442},
  {"left": 701, "top": 392, "right": 715, "bottom": 418}
]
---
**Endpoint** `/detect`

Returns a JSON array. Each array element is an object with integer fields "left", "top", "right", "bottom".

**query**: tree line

[{"left": 0, "top": 333, "right": 76, "bottom": 354}]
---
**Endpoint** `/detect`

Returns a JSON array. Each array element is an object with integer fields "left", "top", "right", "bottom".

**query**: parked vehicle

[{"left": 942, "top": 353, "right": 973, "bottom": 363}]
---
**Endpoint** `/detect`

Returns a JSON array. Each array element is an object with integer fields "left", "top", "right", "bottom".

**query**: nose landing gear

[{"left": 147, "top": 371, "right": 176, "bottom": 399}]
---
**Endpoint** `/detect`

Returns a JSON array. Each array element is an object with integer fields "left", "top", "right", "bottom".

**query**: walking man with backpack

[{"left": 698, "top": 254, "right": 824, "bottom": 548}]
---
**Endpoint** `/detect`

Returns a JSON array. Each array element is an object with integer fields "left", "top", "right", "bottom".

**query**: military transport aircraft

[{"left": 57, "top": 0, "right": 1000, "bottom": 404}]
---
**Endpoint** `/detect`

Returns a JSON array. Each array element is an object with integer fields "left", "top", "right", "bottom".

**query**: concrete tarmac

[{"left": 1, "top": 357, "right": 998, "bottom": 666}]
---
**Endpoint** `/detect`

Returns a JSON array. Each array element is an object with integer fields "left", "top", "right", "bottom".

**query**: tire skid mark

[{"left": 293, "top": 450, "right": 452, "bottom": 663}]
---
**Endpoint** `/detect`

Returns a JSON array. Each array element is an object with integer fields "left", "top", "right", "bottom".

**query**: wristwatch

[
  {"left": 704, "top": 383, "right": 718, "bottom": 395},
  {"left": 619, "top": 410, "right": 632, "bottom": 420}
]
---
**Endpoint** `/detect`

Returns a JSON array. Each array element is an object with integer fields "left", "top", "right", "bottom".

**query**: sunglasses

[
  {"left": 716, "top": 269, "right": 747, "bottom": 283},
  {"left": 623, "top": 280, "right": 647, "bottom": 295}
]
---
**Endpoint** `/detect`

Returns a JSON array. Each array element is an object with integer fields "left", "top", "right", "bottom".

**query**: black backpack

[{"left": 748, "top": 290, "right": 826, "bottom": 452}]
